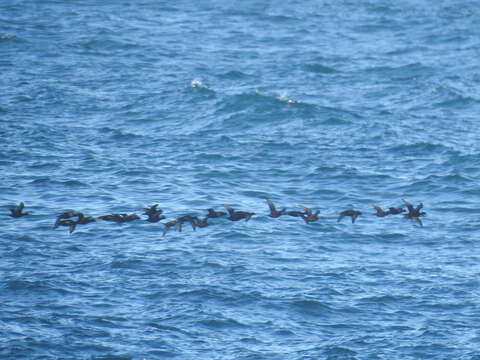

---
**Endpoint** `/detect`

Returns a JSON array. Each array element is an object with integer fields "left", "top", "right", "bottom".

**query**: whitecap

[
  {"left": 190, "top": 79, "right": 214, "bottom": 92},
  {"left": 277, "top": 90, "right": 297, "bottom": 104}
]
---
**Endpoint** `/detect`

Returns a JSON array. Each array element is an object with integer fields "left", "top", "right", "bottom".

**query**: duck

[
  {"left": 338, "top": 210, "right": 362, "bottom": 223},
  {"left": 194, "top": 216, "right": 210, "bottom": 228},
  {"left": 402, "top": 199, "right": 426, "bottom": 226},
  {"left": 163, "top": 220, "right": 181, "bottom": 236},
  {"left": 142, "top": 204, "right": 162, "bottom": 217},
  {"left": 206, "top": 208, "right": 227, "bottom": 218},
  {"left": 145, "top": 213, "right": 166, "bottom": 223},
  {"left": 97, "top": 213, "right": 139, "bottom": 223},
  {"left": 55, "top": 211, "right": 80, "bottom": 228},
  {"left": 176, "top": 215, "right": 197, "bottom": 231},
  {"left": 55, "top": 211, "right": 94, "bottom": 227},
  {"left": 266, "top": 199, "right": 286, "bottom": 218},
  {"left": 224, "top": 205, "right": 255, "bottom": 222},
  {"left": 55, "top": 219, "right": 78, "bottom": 234},
  {"left": 388, "top": 206, "right": 405, "bottom": 215},
  {"left": 8, "top": 202, "right": 29, "bottom": 218},
  {"left": 371, "top": 203, "right": 389, "bottom": 217},
  {"left": 299, "top": 205, "right": 320, "bottom": 223}
]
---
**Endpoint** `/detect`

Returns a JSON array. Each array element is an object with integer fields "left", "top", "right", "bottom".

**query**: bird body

[
  {"left": 299, "top": 205, "right": 320, "bottom": 223},
  {"left": 9, "top": 202, "right": 29, "bottom": 218},
  {"left": 371, "top": 203, "right": 389, "bottom": 217},
  {"left": 224, "top": 205, "right": 255, "bottom": 222},
  {"left": 338, "top": 210, "right": 362, "bottom": 223},
  {"left": 266, "top": 199, "right": 286, "bottom": 218}
]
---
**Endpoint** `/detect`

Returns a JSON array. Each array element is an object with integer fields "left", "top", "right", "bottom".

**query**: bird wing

[
  {"left": 414, "top": 203, "right": 423, "bottom": 215},
  {"left": 352, "top": 213, "right": 359, "bottom": 223},
  {"left": 266, "top": 199, "right": 276, "bottom": 212},
  {"left": 402, "top": 199, "right": 414, "bottom": 213},
  {"left": 299, "top": 205, "right": 312, "bottom": 216}
]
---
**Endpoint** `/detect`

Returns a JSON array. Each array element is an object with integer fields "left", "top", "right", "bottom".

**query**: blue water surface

[{"left": 1, "top": 1, "right": 480, "bottom": 359}]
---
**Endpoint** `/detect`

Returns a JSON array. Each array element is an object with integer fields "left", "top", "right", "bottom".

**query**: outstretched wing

[
  {"left": 299, "top": 205, "right": 312, "bottom": 216},
  {"left": 352, "top": 213, "right": 359, "bottom": 223},
  {"left": 266, "top": 199, "right": 276, "bottom": 213},
  {"left": 402, "top": 199, "right": 414, "bottom": 214},
  {"left": 414, "top": 203, "right": 423, "bottom": 215}
]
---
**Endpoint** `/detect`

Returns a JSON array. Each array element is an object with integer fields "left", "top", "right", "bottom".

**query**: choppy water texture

[{"left": 2, "top": 1, "right": 480, "bottom": 359}]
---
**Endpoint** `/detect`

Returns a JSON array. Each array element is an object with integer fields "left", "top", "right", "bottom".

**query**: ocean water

[{"left": 1, "top": 0, "right": 480, "bottom": 359}]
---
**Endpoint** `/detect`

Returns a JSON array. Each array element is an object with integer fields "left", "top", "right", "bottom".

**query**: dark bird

[
  {"left": 163, "top": 220, "right": 181, "bottom": 236},
  {"left": 124, "top": 213, "right": 140, "bottom": 222},
  {"left": 371, "top": 203, "right": 389, "bottom": 217},
  {"left": 299, "top": 205, "right": 320, "bottom": 223},
  {"left": 97, "top": 214, "right": 121, "bottom": 222},
  {"left": 206, "top": 208, "right": 226, "bottom": 218},
  {"left": 142, "top": 204, "right": 163, "bottom": 216},
  {"left": 97, "top": 213, "right": 139, "bottom": 223},
  {"left": 338, "top": 210, "right": 362, "bottom": 223},
  {"left": 402, "top": 199, "right": 426, "bottom": 226},
  {"left": 145, "top": 213, "right": 166, "bottom": 223},
  {"left": 76, "top": 215, "right": 97, "bottom": 225},
  {"left": 8, "top": 202, "right": 29, "bottom": 218},
  {"left": 177, "top": 215, "right": 197, "bottom": 231},
  {"left": 266, "top": 199, "right": 286, "bottom": 218},
  {"left": 55, "top": 219, "right": 77, "bottom": 234},
  {"left": 224, "top": 205, "right": 255, "bottom": 222},
  {"left": 54, "top": 211, "right": 82, "bottom": 228},
  {"left": 388, "top": 206, "right": 405, "bottom": 215},
  {"left": 54, "top": 211, "right": 97, "bottom": 233},
  {"left": 194, "top": 216, "right": 210, "bottom": 228},
  {"left": 56, "top": 211, "right": 83, "bottom": 220},
  {"left": 143, "top": 204, "right": 165, "bottom": 222}
]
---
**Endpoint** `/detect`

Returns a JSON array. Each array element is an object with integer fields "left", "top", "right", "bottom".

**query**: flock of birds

[{"left": 7, "top": 199, "right": 426, "bottom": 235}]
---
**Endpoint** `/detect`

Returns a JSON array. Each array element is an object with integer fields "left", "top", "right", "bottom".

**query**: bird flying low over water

[
  {"left": 388, "top": 206, "right": 405, "bottom": 215},
  {"left": 224, "top": 205, "right": 255, "bottom": 222},
  {"left": 55, "top": 219, "right": 78, "bottom": 234},
  {"left": 371, "top": 203, "right": 389, "bottom": 217},
  {"left": 54, "top": 211, "right": 98, "bottom": 233},
  {"left": 54, "top": 211, "right": 94, "bottom": 227},
  {"left": 402, "top": 199, "right": 426, "bottom": 226},
  {"left": 97, "top": 213, "right": 140, "bottom": 223},
  {"left": 142, "top": 204, "right": 166, "bottom": 222},
  {"left": 194, "top": 216, "right": 210, "bottom": 228},
  {"left": 163, "top": 220, "right": 181, "bottom": 236},
  {"left": 8, "top": 202, "right": 29, "bottom": 218},
  {"left": 142, "top": 204, "right": 162, "bottom": 216},
  {"left": 266, "top": 199, "right": 286, "bottom": 218},
  {"left": 299, "top": 205, "right": 320, "bottom": 223},
  {"left": 206, "top": 208, "right": 227, "bottom": 218},
  {"left": 338, "top": 210, "right": 362, "bottom": 223},
  {"left": 176, "top": 215, "right": 198, "bottom": 231},
  {"left": 145, "top": 212, "right": 166, "bottom": 223}
]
